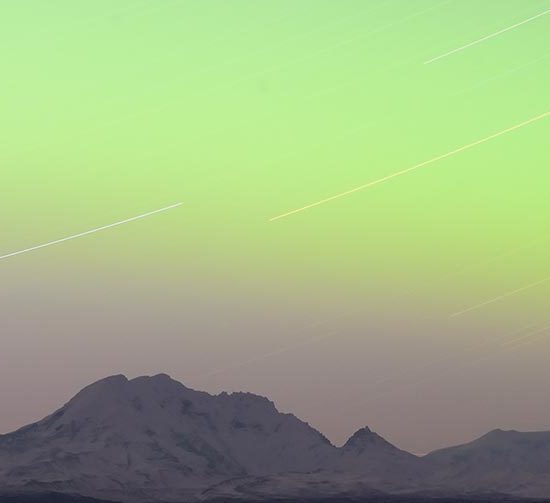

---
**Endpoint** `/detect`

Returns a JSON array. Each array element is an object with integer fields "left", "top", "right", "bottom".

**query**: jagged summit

[
  {"left": 78, "top": 373, "right": 274, "bottom": 404},
  {"left": 335, "top": 425, "right": 420, "bottom": 484},
  {"left": 342, "top": 426, "right": 414, "bottom": 457},
  {"left": 0, "top": 374, "right": 336, "bottom": 501},
  {"left": 1, "top": 374, "right": 550, "bottom": 502},
  {"left": 343, "top": 426, "right": 377, "bottom": 447},
  {"left": 79, "top": 373, "right": 184, "bottom": 391}
]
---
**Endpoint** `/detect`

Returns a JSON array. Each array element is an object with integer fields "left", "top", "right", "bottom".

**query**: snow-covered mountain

[
  {"left": 0, "top": 374, "right": 549, "bottom": 502},
  {"left": 0, "top": 374, "right": 336, "bottom": 501},
  {"left": 332, "top": 426, "right": 425, "bottom": 492},
  {"left": 423, "top": 428, "right": 550, "bottom": 498}
]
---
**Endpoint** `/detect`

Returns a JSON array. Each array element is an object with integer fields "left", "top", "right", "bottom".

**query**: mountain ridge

[{"left": 0, "top": 374, "right": 549, "bottom": 502}]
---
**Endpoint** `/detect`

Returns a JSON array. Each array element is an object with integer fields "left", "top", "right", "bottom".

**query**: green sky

[{"left": 1, "top": 0, "right": 549, "bottom": 453}]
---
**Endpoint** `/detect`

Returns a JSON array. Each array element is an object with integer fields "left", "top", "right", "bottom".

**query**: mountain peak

[
  {"left": 128, "top": 372, "right": 187, "bottom": 389},
  {"left": 67, "top": 374, "right": 128, "bottom": 403},
  {"left": 131, "top": 372, "right": 174, "bottom": 383},
  {"left": 343, "top": 426, "right": 378, "bottom": 448},
  {"left": 89, "top": 374, "right": 129, "bottom": 387},
  {"left": 1, "top": 374, "right": 550, "bottom": 501},
  {"left": 0, "top": 373, "right": 339, "bottom": 495},
  {"left": 355, "top": 426, "right": 373, "bottom": 435},
  {"left": 341, "top": 426, "right": 417, "bottom": 463},
  {"left": 486, "top": 428, "right": 518, "bottom": 435}
]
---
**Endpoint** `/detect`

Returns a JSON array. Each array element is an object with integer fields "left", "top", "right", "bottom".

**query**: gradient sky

[{"left": 1, "top": 0, "right": 549, "bottom": 454}]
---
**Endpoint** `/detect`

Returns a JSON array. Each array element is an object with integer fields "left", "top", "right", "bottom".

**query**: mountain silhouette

[{"left": 0, "top": 374, "right": 549, "bottom": 502}]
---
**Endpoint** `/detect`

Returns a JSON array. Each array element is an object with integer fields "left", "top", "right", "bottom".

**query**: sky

[{"left": 1, "top": 0, "right": 549, "bottom": 455}]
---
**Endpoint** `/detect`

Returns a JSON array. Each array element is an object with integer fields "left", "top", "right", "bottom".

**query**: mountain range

[{"left": 0, "top": 374, "right": 548, "bottom": 502}]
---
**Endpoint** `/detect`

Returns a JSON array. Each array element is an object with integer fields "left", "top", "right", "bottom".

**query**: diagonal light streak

[
  {"left": 0, "top": 203, "right": 183, "bottom": 262},
  {"left": 450, "top": 274, "right": 550, "bottom": 318},
  {"left": 269, "top": 111, "right": 549, "bottom": 222},
  {"left": 352, "top": 320, "right": 550, "bottom": 409},
  {"left": 424, "top": 8, "right": 550, "bottom": 64},
  {"left": 192, "top": 330, "right": 339, "bottom": 381},
  {"left": 371, "top": 320, "right": 543, "bottom": 389},
  {"left": 190, "top": 312, "right": 356, "bottom": 381},
  {"left": 501, "top": 323, "right": 550, "bottom": 348},
  {"left": 452, "top": 48, "right": 550, "bottom": 98}
]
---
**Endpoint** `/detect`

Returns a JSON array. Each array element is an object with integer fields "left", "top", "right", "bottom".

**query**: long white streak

[
  {"left": 0, "top": 203, "right": 183, "bottom": 261},
  {"left": 424, "top": 8, "right": 550, "bottom": 64},
  {"left": 269, "top": 111, "right": 549, "bottom": 221},
  {"left": 450, "top": 274, "right": 550, "bottom": 318}
]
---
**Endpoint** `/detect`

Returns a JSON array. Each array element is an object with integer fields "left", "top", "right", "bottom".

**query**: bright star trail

[
  {"left": 3, "top": 0, "right": 550, "bottom": 458},
  {"left": 0, "top": 203, "right": 183, "bottom": 262},
  {"left": 424, "top": 8, "right": 550, "bottom": 64},
  {"left": 269, "top": 111, "right": 549, "bottom": 221}
]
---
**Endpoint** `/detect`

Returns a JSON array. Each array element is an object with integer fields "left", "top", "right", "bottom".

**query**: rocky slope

[
  {"left": 0, "top": 374, "right": 549, "bottom": 502},
  {"left": 0, "top": 374, "right": 337, "bottom": 500}
]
